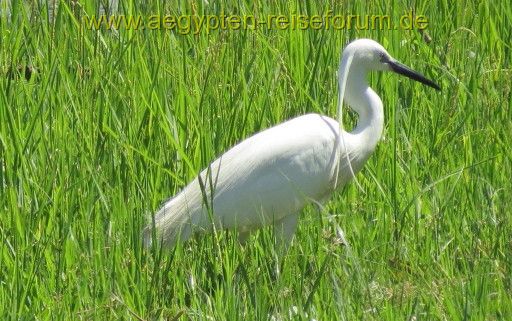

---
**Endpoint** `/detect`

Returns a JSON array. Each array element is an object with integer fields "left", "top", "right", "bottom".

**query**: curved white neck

[{"left": 342, "top": 66, "right": 384, "bottom": 155}]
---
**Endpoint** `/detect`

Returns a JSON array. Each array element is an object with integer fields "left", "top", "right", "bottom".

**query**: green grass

[{"left": 1, "top": 0, "right": 511, "bottom": 320}]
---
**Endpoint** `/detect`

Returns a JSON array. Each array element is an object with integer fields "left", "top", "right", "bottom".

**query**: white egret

[{"left": 144, "top": 38, "right": 440, "bottom": 248}]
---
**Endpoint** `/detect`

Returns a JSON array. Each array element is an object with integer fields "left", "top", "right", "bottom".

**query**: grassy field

[{"left": 1, "top": 0, "right": 511, "bottom": 320}]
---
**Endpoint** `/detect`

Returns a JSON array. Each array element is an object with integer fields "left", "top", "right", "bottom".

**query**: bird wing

[{"left": 193, "top": 113, "right": 342, "bottom": 230}]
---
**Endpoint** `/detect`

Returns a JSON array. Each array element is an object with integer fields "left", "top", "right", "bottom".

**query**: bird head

[{"left": 343, "top": 38, "right": 440, "bottom": 90}]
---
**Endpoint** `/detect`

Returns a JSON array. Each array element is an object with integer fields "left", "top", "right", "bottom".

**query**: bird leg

[{"left": 273, "top": 213, "right": 298, "bottom": 252}]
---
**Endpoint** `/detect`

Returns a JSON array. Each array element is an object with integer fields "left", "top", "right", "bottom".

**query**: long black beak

[{"left": 388, "top": 59, "right": 440, "bottom": 91}]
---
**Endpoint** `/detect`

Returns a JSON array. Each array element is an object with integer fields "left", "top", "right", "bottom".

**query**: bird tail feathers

[{"left": 143, "top": 188, "right": 205, "bottom": 248}]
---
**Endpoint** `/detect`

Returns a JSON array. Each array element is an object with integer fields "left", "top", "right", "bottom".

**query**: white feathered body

[{"left": 144, "top": 113, "right": 373, "bottom": 246}]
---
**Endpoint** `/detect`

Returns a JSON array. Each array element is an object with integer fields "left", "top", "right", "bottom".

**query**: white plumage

[{"left": 143, "top": 39, "right": 439, "bottom": 247}]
